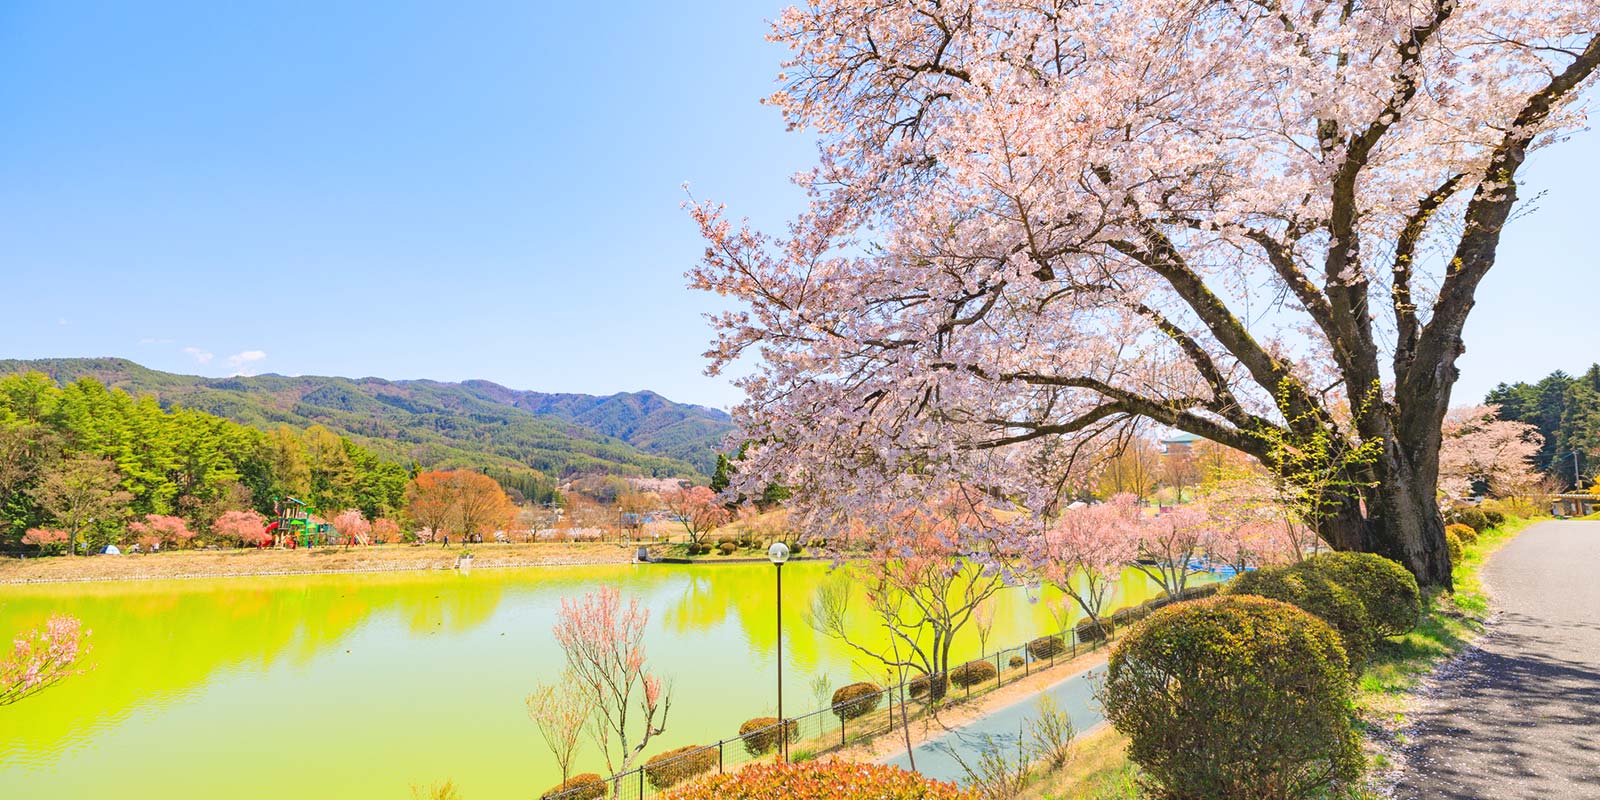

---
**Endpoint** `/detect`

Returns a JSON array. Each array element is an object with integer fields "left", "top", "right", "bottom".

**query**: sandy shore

[{"left": 0, "top": 542, "right": 646, "bottom": 584}]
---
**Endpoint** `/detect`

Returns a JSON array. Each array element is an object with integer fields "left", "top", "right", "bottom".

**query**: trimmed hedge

[
  {"left": 908, "top": 672, "right": 948, "bottom": 699},
  {"left": 1103, "top": 596, "right": 1362, "bottom": 799},
  {"left": 1445, "top": 527, "right": 1465, "bottom": 563},
  {"left": 1483, "top": 509, "right": 1506, "bottom": 528},
  {"left": 1027, "top": 635, "right": 1067, "bottom": 660},
  {"left": 1446, "top": 522, "right": 1478, "bottom": 546},
  {"left": 541, "top": 773, "right": 605, "bottom": 800},
  {"left": 1008, "top": 655, "right": 1024, "bottom": 669},
  {"left": 644, "top": 745, "right": 718, "bottom": 790},
  {"left": 1296, "top": 551, "right": 1422, "bottom": 638},
  {"left": 717, "top": 541, "right": 738, "bottom": 555},
  {"left": 739, "top": 717, "right": 797, "bottom": 756},
  {"left": 1227, "top": 565, "right": 1374, "bottom": 669},
  {"left": 1450, "top": 507, "right": 1490, "bottom": 533},
  {"left": 949, "top": 659, "right": 998, "bottom": 688},
  {"left": 661, "top": 761, "right": 978, "bottom": 799},
  {"left": 831, "top": 682, "right": 883, "bottom": 720}
]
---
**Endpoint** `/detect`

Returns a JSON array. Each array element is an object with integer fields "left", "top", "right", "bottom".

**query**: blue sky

[{"left": 0, "top": 2, "right": 1595, "bottom": 410}]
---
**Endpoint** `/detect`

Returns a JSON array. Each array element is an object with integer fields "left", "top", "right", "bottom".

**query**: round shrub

[
  {"left": 1482, "top": 509, "right": 1506, "bottom": 528},
  {"left": 644, "top": 745, "right": 718, "bottom": 790},
  {"left": 739, "top": 716, "right": 797, "bottom": 756},
  {"left": 1008, "top": 655, "right": 1025, "bottom": 669},
  {"left": 1227, "top": 565, "right": 1374, "bottom": 669},
  {"left": 1296, "top": 551, "right": 1422, "bottom": 637},
  {"left": 1445, "top": 527, "right": 1465, "bottom": 563},
  {"left": 661, "top": 760, "right": 977, "bottom": 799},
  {"left": 1450, "top": 507, "right": 1490, "bottom": 533},
  {"left": 948, "top": 659, "right": 998, "bottom": 688},
  {"left": 541, "top": 773, "right": 605, "bottom": 800},
  {"left": 1075, "top": 618, "right": 1111, "bottom": 643},
  {"left": 1446, "top": 522, "right": 1478, "bottom": 546},
  {"left": 1027, "top": 635, "right": 1067, "bottom": 660},
  {"left": 717, "top": 541, "right": 738, "bottom": 555},
  {"left": 1103, "top": 596, "right": 1362, "bottom": 799},
  {"left": 831, "top": 682, "right": 883, "bottom": 720},
  {"left": 908, "top": 672, "right": 947, "bottom": 700}
]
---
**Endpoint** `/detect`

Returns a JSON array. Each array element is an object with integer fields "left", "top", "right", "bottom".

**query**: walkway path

[
  {"left": 884, "top": 664, "right": 1107, "bottom": 783},
  {"left": 1394, "top": 520, "right": 1600, "bottom": 800}
]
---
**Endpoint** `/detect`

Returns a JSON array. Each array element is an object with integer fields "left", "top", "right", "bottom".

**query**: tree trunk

[{"left": 1316, "top": 447, "right": 1453, "bottom": 589}]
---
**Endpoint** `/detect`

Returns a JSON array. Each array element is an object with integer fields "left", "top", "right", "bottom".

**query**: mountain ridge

[{"left": 0, "top": 357, "right": 735, "bottom": 480}]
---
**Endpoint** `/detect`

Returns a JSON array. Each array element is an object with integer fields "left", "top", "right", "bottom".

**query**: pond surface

[{"left": 0, "top": 560, "right": 1167, "bottom": 799}]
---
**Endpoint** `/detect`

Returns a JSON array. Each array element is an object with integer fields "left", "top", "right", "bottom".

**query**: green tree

[{"left": 29, "top": 456, "right": 132, "bottom": 556}]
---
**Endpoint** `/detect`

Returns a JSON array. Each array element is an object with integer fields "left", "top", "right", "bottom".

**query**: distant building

[{"left": 1159, "top": 432, "right": 1199, "bottom": 456}]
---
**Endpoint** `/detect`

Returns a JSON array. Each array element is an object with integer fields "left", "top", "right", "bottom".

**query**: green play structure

[{"left": 265, "top": 497, "right": 339, "bottom": 548}]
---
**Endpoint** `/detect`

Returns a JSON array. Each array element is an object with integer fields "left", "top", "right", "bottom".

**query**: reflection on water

[{"left": 0, "top": 561, "right": 1168, "bottom": 799}]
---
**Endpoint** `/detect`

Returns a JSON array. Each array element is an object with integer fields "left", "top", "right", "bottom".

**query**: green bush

[
  {"left": 948, "top": 659, "right": 998, "bottom": 688},
  {"left": 831, "top": 682, "right": 883, "bottom": 720},
  {"left": 1102, "top": 596, "right": 1363, "bottom": 799},
  {"left": 644, "top": 745, "right": 718, "bottom": 790},
  {"left": 1445, "top": 528, "right": 1465, "bottom": 563},
  {"left": 1008, "top": 655, "right": 1025, "bottom": 669},
  {"left": 1027, "top": 635, "right": 1067, "bottom": 660},
  {"left": 1227, "top": 565, "right": 1374, "bottom": 669},
  {"left": 1075, "top": 618, "right": 1111, "bottom": 643},
  {"left": 541, "top": 773, "right": 605, "bottom": 800},
  {"left": 1446, "top": 522, "right": 1478, "bottom": 546},
  {"left": 717, "top": 541, "right": 738, "bottom": 555},
  {"left": 1482, "top": 509, "right": 1506, "bottom": 528},
  {"left": 739, "top": 716, "right": 797, "bottom": 756},
  {"left": 1450, "top": 507, "right": 1490, "bottom": 533},
  {"left": 1296, "top": 551, "right": 1422, "bottom": 638}
]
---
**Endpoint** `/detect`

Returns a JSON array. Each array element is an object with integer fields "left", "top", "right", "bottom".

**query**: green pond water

[{"left": 0, "top": 561, "right": 1168, "bottom": 799}]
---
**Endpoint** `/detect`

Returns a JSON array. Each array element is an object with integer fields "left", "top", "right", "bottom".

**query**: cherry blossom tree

[
  {"left": 552, "top": 586, "right": 671, "bottom": 779},
  {"left": 809, "top": 494, "right": 1012, "bottom": 701},
  {"left": 1130, "top": 507, "right": 1209, "bottom": 599},
  {"left": 211, "top": 510, "right": 269, "bottom": 547},
  {"left": 664, "top": 486, "right": 730, "bottom": 546},
  {"left": 21, "top": 527, "right": 69, "bottom": 555},
  {"left": 1041, "top": 495, "right": 1141, "bottom": 634},
  {"left": 332, "top": 508, "right": 373, "bottom": 546},
  {"left": 372, "top": 517, "right": 402, "bottom": 544},
  {"left": 690, "top": 0, "right": 1600, "bottom": 587},
  {"left": 1439, "top": 405, "right": 1545, "bottom": 505},
  {"left": 526, "top": 680, "right": 590, "bottom": 787},
  {"left": 1196, "top": 477, "right": 1311, "bottom": 570},
  {"left": 1, "top": 614, "right": 89, "bottom": 707},
  {"left": 127, "top": 514, "right": 194, "bottom": 550}
]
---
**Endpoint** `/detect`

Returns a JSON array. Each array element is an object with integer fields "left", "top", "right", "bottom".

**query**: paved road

[
  {"left": 883, "top": 665, "right": 1106, "bottom": 784},
  {"left": 1394, "top": 520, "right": 1600, "bottom": 800}
]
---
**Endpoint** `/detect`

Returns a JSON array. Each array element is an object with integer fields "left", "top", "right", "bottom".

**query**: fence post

[
  {"left": 841, "top": 713, "right": 846, "bottom": 747},
  {"left": 719, "top": 739, "right": 724, "bottom": 773},
  {"left": 995, "top": 653, "right": 1001, "bottom": 690},
  {"left": 638, "top": 768, "right": 644, "bottom": 798}
]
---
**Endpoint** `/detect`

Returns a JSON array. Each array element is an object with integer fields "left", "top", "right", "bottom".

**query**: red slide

[{"left": 262, "top": 521, "right": 281, "bottom": 548}]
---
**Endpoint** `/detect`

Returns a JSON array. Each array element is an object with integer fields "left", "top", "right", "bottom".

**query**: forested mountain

[
  {"left": 1487, "top": 364, "right": 1600, "bottom": 488},
  {"left": 0, "top": 358, "right": 734, "bottom": 480}
]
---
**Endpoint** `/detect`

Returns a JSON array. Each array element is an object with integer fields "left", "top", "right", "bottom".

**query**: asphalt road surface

[{"left": 1393, "top": 520, "right": 1600, "bottom": 800}]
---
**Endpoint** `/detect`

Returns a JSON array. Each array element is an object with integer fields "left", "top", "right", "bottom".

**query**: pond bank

[{"left": 0, "top": 542, "right": 641, "bottom": 584}]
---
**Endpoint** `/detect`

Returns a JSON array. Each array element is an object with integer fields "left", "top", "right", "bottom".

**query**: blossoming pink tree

[
  {"left": 211, "top": 510, "right": 269, "bottom": 547},
  {"left": 664, "top": 486, "right": 730, "bottom": 547},
  {"left": 21, "top": 527, "right": 69, "bottom": 555},
  {"left": 690, "top": 0, "right": 1600, "bottom": 587},
  {"left": 372, "top": 518, "right": 401, "bottom": 544},
  {"left": 1041, "top": 495, "right": 1141, "bottom": 634},
  {"left": 332, "top": 509, "right": 373, "bottom": 546},
  {"left": 552, "top": 586, "right": 671, "bottom": 778},
  {"left": 526, "top": 680, "right": 590, "bottom": 787},
  {"left": 1130, "top": 507, "right": 1210, "bottom": 599},
  {"left": 1439, "top": 405, "right": 1545, "bottom": 506},
  {"left": 127, "top": 514, "right": 194, "bottom": 550},
  {"left": 1, "top": 614, "right": 89, "bottom": 707}
]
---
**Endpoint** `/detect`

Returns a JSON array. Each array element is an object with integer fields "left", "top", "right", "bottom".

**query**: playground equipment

[{"left": 265, "top": 497, "right": 368, "bottom": 548}]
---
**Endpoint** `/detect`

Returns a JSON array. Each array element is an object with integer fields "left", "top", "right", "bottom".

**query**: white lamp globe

[{"left": 767, "top": 541, "right": 790, "bottom": 565}]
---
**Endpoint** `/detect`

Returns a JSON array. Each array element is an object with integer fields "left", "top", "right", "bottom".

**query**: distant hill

[{"left": 0, "top": 358, "right": 735, "bottom": 479}]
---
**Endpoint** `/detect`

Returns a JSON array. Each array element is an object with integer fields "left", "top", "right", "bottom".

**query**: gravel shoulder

[{"left": 1392, "top": 520, "right": 1600, "bottom": 800}]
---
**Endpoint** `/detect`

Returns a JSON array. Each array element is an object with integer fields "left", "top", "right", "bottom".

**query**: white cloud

[
  {"left": 57, "top": 318, "right": 68, "bottom": 326},
  {"left": 183, "top": 346, "right": 214, "bottom": 364},
  {"left": 138, "top": 337, "right": 174, "bottom": 345},
  {"left": 226, "top": 350, "right": 267, "bottom": 376}
]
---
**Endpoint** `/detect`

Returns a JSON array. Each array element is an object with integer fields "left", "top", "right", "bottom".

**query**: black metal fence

[{"left": 541, "top": 583, "right": 1221, "bottom": 800}]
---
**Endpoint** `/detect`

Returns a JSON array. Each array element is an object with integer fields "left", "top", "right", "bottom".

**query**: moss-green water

[{"left": 0, "top": 562, "right": 1166, "bottom": 798}]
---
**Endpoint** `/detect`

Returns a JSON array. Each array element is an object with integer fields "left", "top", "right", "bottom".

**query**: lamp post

[{"left": 767, "top": 540, "right": 790, "bottom": 762}]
